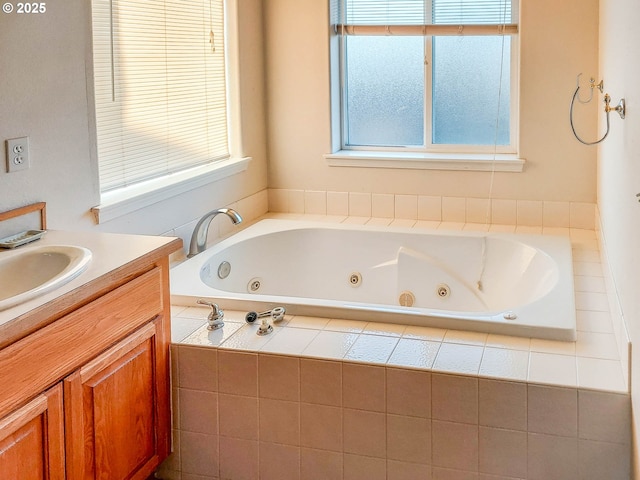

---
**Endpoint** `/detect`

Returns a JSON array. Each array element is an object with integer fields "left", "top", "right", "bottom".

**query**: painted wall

[
  {"left": 0, "top": 0, "right": 267, "bottom": 237},
  {"left": 598, "top": 0, "right": 640, "bottom": 474},
  {"left": 264, "top": 0, "right": 599, "bottom": 203},
  {"left": 0, "top": 0, "right": 599, "bottom": 229}
]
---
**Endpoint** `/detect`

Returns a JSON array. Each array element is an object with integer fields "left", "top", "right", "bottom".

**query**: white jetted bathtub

[{"left": 170, "top": 219, "right": 576, "bottom": 341}]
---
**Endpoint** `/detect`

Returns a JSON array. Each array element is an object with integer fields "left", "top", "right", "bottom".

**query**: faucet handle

[
  {"left": 256, "top": 317, "right": 274, "bottom": 336},
  {"left": 197, "top": 299, "right": 225, "bottom": 330}
]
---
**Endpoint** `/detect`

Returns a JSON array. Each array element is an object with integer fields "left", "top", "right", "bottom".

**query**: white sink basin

[{"left": 0, "top": 245, "right": 92, "bottom": 311}]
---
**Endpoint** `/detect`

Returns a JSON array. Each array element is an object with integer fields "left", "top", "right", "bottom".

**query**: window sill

[
  {"left": 324, "top": 151, "right": 525, "bottom": 172},
  {"left": 91, "top": 157, "right": 252, "bottom": 224}
]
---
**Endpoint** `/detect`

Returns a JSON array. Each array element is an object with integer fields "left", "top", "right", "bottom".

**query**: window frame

[
  {"left": 88, "top": 0, "right": 250, "bottom": 224},
  {"left": 327, "top": 0, "right": 524, "bottom": 172}
]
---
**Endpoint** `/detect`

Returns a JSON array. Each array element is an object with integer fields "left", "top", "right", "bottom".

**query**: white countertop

[{"left": 0, "top": 229, "right": 180, "bottom": 346}]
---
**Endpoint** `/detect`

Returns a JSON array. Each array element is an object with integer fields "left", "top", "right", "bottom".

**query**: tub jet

[
  {"left": 436, "top": 284, "right": 451, "bottom": 298},
  {"left": 349, "top": 272, "right": 362, "bottom": 287}
]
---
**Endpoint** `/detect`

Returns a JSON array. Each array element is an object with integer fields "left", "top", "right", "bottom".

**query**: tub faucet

[
  {"left": 188, "top": 208, "right": 242, "bottom": 257},
  {"left": 197, "top": 299, "right": 225, "bottom": 330}
]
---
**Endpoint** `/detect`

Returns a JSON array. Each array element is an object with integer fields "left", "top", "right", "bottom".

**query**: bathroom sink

[{"left": 0, "top": 245, "right": 92, "bottom": 311}]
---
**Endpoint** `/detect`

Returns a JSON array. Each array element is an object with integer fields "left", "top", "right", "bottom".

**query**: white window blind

[
  {"left": 433, "top": 0, "right": 514, "bottom": 24},
  {"left": 91, "top": 0, "right": 229, "bottom": 193},
  {"left": 343, "top": 0, "right": 425, "bottom": 24},
  {"left": 337, "top": 0, "right": 517, "bottom": 35}
]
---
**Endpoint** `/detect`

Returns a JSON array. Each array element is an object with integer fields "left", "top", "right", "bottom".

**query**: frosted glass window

[
  {"left": 345, "top": 36, "right": 424, "bottom": 146},
  {"left": 334, "top": 0, "right": 518, "bottom": 152},
  {"left": 433, "top": 36, "right": 511, "bottom": 145}
]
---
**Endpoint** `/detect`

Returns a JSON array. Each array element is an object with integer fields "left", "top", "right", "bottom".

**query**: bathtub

[{"left": 170, "top": 219, "right": 576, "bottom": 341}]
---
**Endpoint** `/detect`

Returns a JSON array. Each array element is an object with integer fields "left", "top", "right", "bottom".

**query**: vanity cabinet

[{"left": 0, "top": 240, "right": 179, "bottom": 480}]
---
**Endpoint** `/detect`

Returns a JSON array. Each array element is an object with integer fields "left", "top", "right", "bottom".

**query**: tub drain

[
  {"left": 436, "top": 284, "right": 451, "bottom": 298},
  {"left": 398, "top": 291, "right": 415, "bottom": 307},
  {"left": 349, "top": 272, "right": 362, "bottom": 287},
  {"left": 247, "top": 277, "right": 262, "bottom": 293}
]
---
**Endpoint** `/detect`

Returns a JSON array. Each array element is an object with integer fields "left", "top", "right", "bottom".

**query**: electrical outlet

[{"left": 6, "top": 137, "right": 30, "bottom": 173}]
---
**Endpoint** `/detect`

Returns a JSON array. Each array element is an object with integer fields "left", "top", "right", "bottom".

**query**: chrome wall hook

[{"left": 575, "top": 74, "right": 604, "bottom": 104}]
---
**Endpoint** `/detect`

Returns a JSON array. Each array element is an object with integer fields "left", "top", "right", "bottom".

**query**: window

[
  {"left": 332, "top": 0, "right": 519, "bottom": 157},
  {"left": 90, "top": 0, "right": 230, "bottom": 193}
]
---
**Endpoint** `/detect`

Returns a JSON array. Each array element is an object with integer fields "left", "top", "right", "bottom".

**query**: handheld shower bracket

[
  {"left": 605, "top": 95, "right": 626, "bottom": 119},
  {"left": 570, "top": 74, "right": 626, "bottom": 145}
]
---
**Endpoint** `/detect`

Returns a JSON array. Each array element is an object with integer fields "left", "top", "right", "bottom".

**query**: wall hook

[{"left": 575, "top": 74, "right": 603, "bottom": 103}]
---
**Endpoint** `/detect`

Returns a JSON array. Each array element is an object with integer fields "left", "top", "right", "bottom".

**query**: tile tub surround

[
  {"left": 159, "top": 218, "right": 630, "bottom": 479},
  {"left": 159, "top": 345, "right": 630, "bottom": 480}
]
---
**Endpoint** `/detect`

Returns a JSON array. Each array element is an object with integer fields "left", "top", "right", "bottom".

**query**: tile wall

[
  {"left": 158, "top": 341, "right": 630, "bottom": 480},
  {"left": 267, "top": 189, "right": 596, "bottom": 230}
]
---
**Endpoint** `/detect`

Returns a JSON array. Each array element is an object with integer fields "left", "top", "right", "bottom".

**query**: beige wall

[
  {"left": 0, "top": 0, "right": 268, "bottom": 236},
  {"left": 264, "top": 0, "right": 599, "bottom": 203},
  {"left": 598, "top": 0, "right": 640, "bottom": 474},
  {"left": 0, "top": 0, "right": 600, "bottom": 228}
]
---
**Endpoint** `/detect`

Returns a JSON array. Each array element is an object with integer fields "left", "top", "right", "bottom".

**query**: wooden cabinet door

[
  {"left": 64, "top": 321, "right": 169, "bottom": 480},
  {"left": 0, "top": 384, "right": 65, "bottom": 480}
]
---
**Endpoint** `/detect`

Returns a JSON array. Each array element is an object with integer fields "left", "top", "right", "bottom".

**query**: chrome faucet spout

[{"left": 188, "top": 208, "right": 242, "bottom": 257}]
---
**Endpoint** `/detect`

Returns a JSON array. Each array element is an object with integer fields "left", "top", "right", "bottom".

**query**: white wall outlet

[{"left": 6, "top": 137, "right": 30, "bottom": 173}]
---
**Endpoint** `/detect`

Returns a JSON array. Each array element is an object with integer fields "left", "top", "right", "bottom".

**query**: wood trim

[
  {"left": 0, "top": 394, "right": 48, "bottom": 439},
  {"left": 155, "top": 257, "right": 172, "bottom": 461},
  {"left": 0, "top": 202, "right": 46, "bottom": 229},
  {"left": 79, "top": 322, "right": 156, "bottom": 382},
  {"left": 63, "top": 371, "right": 84, "bottom": 480},
  {"left": 44, "top": 384, "right": 66, "bottom": 480}
]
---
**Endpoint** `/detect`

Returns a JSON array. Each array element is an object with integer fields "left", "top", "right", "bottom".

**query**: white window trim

[
  {"left": 88, "top": 0, "right": 246, "bottom": 224},
  {"left": 91, "top": 157, "right": 251, "bottom": 224},
  {"left": 91, "top": 158, "right": 251, "bottom": 224}
]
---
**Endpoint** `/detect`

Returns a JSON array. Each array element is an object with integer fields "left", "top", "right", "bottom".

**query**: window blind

[
  {"left": 91, "top": 0, "right": 229, "bottom": 193},
  {"left": 343, "top": 0, "right": 425, "bottom": 25},
  {"left": 337, "top": 0, "right": 517, "bottom": 35},
  {"left": 433, "top": 0, "right": 513, "bottom": 24}
]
